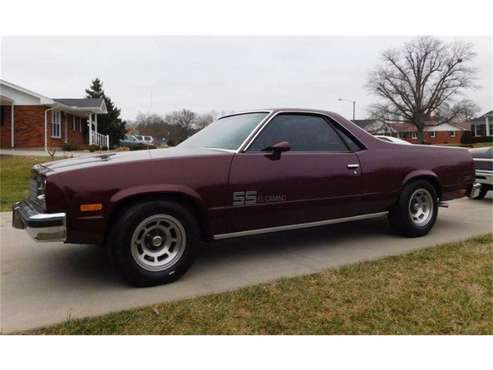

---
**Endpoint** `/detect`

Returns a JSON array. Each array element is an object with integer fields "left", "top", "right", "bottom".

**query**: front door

[{"left": 228, "top": 113, "right": 363, "bottom": 233}]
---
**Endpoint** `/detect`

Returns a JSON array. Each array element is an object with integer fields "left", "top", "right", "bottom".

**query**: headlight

[{"left": 29, "top": 171, "right": 47, "bottom": 209}]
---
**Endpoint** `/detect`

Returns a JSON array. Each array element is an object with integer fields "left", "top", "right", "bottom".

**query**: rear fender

[{"left": 401, "top": 170, "right": 442, "bottom": 198}]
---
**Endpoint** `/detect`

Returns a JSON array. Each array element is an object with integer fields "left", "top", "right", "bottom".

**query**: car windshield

[{"left": 178, "top": 112, "right": 269, "bottom": 150}]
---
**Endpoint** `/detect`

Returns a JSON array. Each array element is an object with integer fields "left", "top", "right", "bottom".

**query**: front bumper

[
  {"left": 468, "top": 183, "right": 482, "bottom": 199},
  {"left": 475, "top": 170, "right": 493, "bottom": 186},
  {"left": 12, "top": 200, "right": 66, "bottom": 242}
]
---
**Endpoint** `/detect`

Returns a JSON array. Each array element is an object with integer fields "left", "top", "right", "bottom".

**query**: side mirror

[{"left": 264, "top": 141, "right": 290, "bottom": 159}]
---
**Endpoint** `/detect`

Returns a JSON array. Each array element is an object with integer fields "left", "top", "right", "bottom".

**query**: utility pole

[{"left": 338, "top": 98, "right": 356, "bottom": 120}]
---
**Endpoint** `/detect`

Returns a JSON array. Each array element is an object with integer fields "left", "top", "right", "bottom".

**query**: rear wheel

[
  {"left": 388, "top": 180, "right": 438, "bottom": 237},
  {"left": 109, "top": 200, "right": 200, "bottom": 287}
]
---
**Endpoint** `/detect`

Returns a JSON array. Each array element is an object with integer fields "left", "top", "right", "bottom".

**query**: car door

[{"left": 228, "top": 113, "right": 363, "bottom": 233}]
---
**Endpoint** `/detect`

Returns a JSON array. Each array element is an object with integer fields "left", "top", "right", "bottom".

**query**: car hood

[
  {"left": 35, "top": 147, "right": 233, "bottom": 175},
  {"left": 469, "top": 147, "right": 493, "bottom": 159}
]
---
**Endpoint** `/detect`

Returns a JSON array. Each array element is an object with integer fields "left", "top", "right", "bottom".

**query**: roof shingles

[{"left": 54, "top": 98, "right": 104, "bottom": 109}]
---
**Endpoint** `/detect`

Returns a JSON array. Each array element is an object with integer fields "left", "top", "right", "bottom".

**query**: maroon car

[{"left": 12, "top": 109, "right": 478, "bottom": 286}]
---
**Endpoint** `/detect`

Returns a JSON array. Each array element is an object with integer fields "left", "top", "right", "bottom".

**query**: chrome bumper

[
  {"left": 475, "top": 170, "right": 493, "bottom": 186},
  {"left": 12, "top": 200, "right": 66, "bottom": 242},
  {"left": 468, "top": 183, "right": 482, "bottom": 199}
]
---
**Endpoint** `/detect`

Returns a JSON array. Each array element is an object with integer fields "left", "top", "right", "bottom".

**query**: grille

[{"left": 474, "top": 159, "right": 493, "bottom": 172}]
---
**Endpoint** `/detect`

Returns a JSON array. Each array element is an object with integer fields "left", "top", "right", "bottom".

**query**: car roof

[{"left": 219, "top": 108, "right": 340, "bottom": 119}]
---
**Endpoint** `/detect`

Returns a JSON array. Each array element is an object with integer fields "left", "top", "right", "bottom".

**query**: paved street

[{"left": 1, "top": 197, "right": 492, "bottom": 333}]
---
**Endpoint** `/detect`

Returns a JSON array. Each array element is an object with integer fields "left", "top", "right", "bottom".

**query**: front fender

[{"left": 109, "top": 184, "right": 206, "bottom": 210}]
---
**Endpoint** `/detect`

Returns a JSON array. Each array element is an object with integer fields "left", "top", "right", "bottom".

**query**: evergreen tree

[{"left": 85, "top": 78, "right": 126, "bottom": 146}]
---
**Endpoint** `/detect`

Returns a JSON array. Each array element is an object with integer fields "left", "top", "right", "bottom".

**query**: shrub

[
  {"left": 129, "top": 143, "right": 157, "bottom": 151},
  {"left": 62, "top": 142, "right": 79, "bottom": 151},
  {"left": 461, "top": 131, "right": 493, "bottom": 145},
  {"left": 88, "top": 144, "right": 100, "bottom": 152}
]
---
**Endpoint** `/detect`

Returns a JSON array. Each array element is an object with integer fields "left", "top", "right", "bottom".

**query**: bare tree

[
  {"left": 435, "top": 99, "right": 480, "bottom": 123},
  {"left": 164, "top": 109, "right": 196, "bottom": 144},
  {"left": 367, "top": 36, "right": 478, "bottom": 143},
  {"left": 194, "top": 112, "right": 214, "bottom": 130},
  {"left": 166, "top": 109, "right": 195, "bottom": 136}
]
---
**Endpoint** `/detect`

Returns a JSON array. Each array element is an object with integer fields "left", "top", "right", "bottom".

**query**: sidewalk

[{"left": 0, "top": 148, "right": 110, "bottom": 158}]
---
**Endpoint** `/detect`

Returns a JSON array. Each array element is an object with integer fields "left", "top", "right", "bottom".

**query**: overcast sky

[{"left": 1, "top": 36, "right": 491, "bottom": 121}]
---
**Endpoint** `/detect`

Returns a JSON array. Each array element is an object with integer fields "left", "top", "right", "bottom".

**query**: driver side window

[{"left": 248, "top": 114, "right": 348, "bottom": 152}]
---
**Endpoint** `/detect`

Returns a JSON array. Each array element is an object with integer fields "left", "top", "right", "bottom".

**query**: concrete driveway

[{"left": 1, "top": 197, "right": 492, "bottom": 333}]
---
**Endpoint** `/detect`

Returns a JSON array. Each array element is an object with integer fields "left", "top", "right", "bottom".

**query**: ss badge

[{"left": 233, "top": 191, "right": 257, "bottom": 206}]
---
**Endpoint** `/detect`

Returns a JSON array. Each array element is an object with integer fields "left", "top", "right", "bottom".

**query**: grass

[
  {"left": 0, "top": 155, "right": 46, "bottom": 211},
  {"left": 26, "top": 234, "right": 493, "bottom": 335},
  {"left": 471, "top": 142, "right": 493, "bottom": 148}
]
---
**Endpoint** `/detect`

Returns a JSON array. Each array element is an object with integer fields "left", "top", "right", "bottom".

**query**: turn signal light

[{"left": 80, "top": 203, "right": 103, "bottom": 212}]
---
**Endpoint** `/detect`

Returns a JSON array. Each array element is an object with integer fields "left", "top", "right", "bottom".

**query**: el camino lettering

[{"left": 233, "top": 191, "right": 286, "bottom": 206}]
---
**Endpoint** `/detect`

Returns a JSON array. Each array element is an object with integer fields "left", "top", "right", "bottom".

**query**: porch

[{"left": 0, "top": 79, "right": 109, "bottom": 151}]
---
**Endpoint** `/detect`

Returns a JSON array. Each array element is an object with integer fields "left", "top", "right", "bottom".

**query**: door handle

[{"left": 347, "top": 164, "right": 359, "bottom": 169}]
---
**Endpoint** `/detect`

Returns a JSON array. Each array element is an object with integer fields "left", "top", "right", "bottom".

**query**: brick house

[
  {"left": 351, "top": 117, "right": 469, "bottom": 144},
  {"left": 351, "top": 119, "right": 397, "bottom": 136},
  {"left": 0, "top": 79, "right": 108, "bottom": 150},
  {"left": 387, "top": 121, "right": 468, "bottom": 145}
]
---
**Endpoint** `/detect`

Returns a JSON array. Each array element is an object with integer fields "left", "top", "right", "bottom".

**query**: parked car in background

[
  {"left": 469, "top": 147, "right": 493, "bottom": 199},
  {"left": 375, "top": 135, "right": 412, "bottom": 145},
  {"left": 134, "top": 135, "right": 154, "bottom": 145},
  {"left": 120, "top": 135, "right": 141, "bottom": 147},
  {"left": 12, "top": 108, "right": 477, "bottom": 287}
]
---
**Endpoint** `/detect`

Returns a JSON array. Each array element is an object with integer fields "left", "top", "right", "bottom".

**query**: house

[
  {"left": 470, "top": 110, "right": 493, "bottom": 137},
  {"left": 388, "top": 121, "right": 468, "bottom": 145},
  {"left": 351, "top": 119, "right": 397, "bottom": 136},
  {"left": 0, "top": 79, "right": 108, "bottom": 150}
]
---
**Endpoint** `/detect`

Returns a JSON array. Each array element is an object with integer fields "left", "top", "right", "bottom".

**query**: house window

[
  {"left": 73, "top": 117, "right": 81, "bottom": 132},
  {"left": 430, "top": 131, "right": 436, "bottom": 138},
  {"left": 411, "top": 132, "right": 417, "bottom": 139},
  {"left": 72, "top": 116, "right": 76, "bottom": 131},
  {"left": 449, "top": 131, "right": 456, "bottom": 137},
  {"left": 52, "top": 111, "right": 61, "bottom": 138},
  {"left": 0, "top": 106, "right": 5, "bottom": 126}
]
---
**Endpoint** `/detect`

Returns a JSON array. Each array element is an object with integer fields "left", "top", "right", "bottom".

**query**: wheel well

[
  {"left": 105, "top": 193, "right": 210, "bottom": 244},
  {"left": 403, "top": 175, "right": 442, "bottom": 200}
]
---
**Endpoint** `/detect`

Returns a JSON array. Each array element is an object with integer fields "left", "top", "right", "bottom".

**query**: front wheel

[
  {"left": 108, "top": 200, "right": 200, "bottom": 287},
  {"left": 388, "top": 180, "right": 438, "bottom": 237}
]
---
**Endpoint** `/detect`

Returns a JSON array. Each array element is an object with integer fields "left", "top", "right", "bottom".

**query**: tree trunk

[
  {"left": 417, "top": 127, "right": 425, "bottom": 144},
  {"left": 415, "top": 114, "right": 426, "bottom": 144}
]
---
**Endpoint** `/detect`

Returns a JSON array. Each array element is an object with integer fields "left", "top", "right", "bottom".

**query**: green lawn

[
  {"left": 26, "top": 234, "right": 493, "bottom": 335},
  {"left": 0, "top": 155, "right": 46, "bottom": 211},
  {"left": 471, "top": 142, "right": 493, "bottom": 148}
]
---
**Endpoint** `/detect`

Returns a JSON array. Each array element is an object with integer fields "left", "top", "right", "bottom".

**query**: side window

[
  {"left": 248, "top": 114, "right": 348, "bottom": 152},
  {"left": 332, "top": 124, "right": 362, "bottom": 152}
]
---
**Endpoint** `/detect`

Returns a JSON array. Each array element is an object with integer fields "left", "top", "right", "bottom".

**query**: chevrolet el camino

[{"left": 13, "top": 109, "right": 478, "bottom": 286}]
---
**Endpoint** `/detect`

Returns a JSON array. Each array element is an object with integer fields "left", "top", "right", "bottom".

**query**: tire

[
  {"left": 388, "top": 180, "right": 438, "bottom": 237},
  {"left": 475, "top": 185, "right": 490, "bottom": 200},
  {"left": 108, "top": 200, "right": 200, "bottom": 287}
]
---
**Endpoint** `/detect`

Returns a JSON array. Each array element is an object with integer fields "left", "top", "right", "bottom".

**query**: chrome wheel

[
  {"left": 408, "top": 188, "right": 434, "bottom": 226},
  {"left": 130, "top": 214, "right": 187, "bottom": 272}
]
